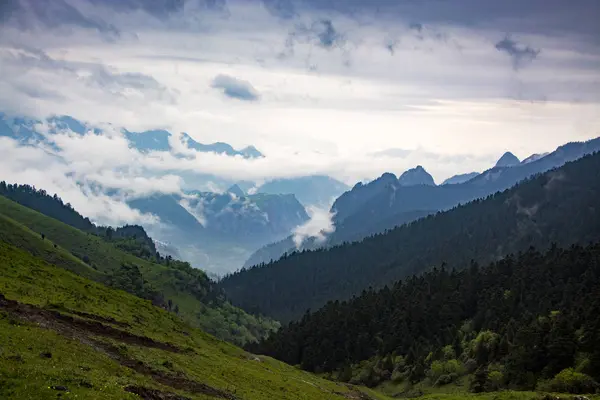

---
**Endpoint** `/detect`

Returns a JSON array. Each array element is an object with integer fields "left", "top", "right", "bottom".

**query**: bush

[
  {"left": 486, "top": 370, "right": 503, "bottom": 391},
  {"left": 442, "top": 345, "right": 456, "bottom": 361},
  {"left": 445, "top": 359, "right": 465, "bottom": 375},
  {"left": 470, "top": 366, "right": 488, "bottom": 393},
  {"left": 391, "top": 367, "right": 408, "bottom": 383},
  {"left": 429, "top": 360, "right": 445, "bottom": 380},
  {"left": 541, "top": 368, "right": 598, "bottom": 394},
  {"left": 435, "top": 374, "right": 453, "bottom": 386},
  {"left": 464, "top": 358, "right": 478, "bottom": 373},
  {"left": 429, "top": 359, "right": 465, "bottom": 381}
]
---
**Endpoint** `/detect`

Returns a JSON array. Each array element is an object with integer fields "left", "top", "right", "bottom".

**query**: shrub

[
  {"left": 470, "top": 366, "right": 488, "bottom": 393},
  {"left": 445, "top": 359, "right": 465, "bottom": 375},
  {"left": 391, "top": 367, "right": 408, "bottom": 383},
  {"left": 429, "top": 359, "right": 465, "bottom": 381},
  {"left": 464, "top": 358, "right": 478, "bottom": 373},
  {"left": 435, "top": 374, "right": 453, "bottom": 386},
  {"left": 429, "top": 360, "right": 445, "bottom": 380},
  {"left": 442, "top": 345, "right": 456, "bottom": 361},
  {"left": 486, "top": 370, "right": 504, "bottom": 391},
  {"left": 541, "top": 368, "right": 598, "bottom": 394}
]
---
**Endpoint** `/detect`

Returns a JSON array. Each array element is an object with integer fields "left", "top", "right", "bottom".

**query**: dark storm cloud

[
  {"left": 283, "top": 17, "right": 345, "bottom": 56},
  {"left": 86, "top": 0, "right": 186, "bottom": 16},
  {"left": 298, "top": 0, "right": 600, "bottom": 42},
  {"left": 409, "top": 22, "right": 423, "bottom": 32},
  {"left": 1, "top": 0, "right": 119, "bottom": 36},
  {"left": 495, "top": 36, "right": 540, "bottom": 70},
  {"left": 4, "top": 0, "right": 598, "bottom": 47},
  {"left": 211, "top": 74, "right": 260, "bottom": 101},
  {"left": 262, "top": 0, "right": 296, "bottom": 19},
  {"left": 313, "top": 19, "right": 341, "bottom": 49}
]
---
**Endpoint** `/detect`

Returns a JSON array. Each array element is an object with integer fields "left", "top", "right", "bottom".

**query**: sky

[{"left": 1, "top": 0, "right": 599, "bottom": 226}]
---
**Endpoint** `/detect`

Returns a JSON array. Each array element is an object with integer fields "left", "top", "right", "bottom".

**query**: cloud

[
  {"left": 495, "top": 36, "right": 540, "bottom": 70},
  {"left": 2, "top": 0, "right": 119, "bottom": 37},
  {"left": 313, "top": 19, "right": 342, "bottom": 49},
  {"left": 410, "top": 22, "right": 423, "bottom": 32},
  {"left": 284, "top": 17, "right": 346, "bottom": 54},
  {"left": 373, "top": 148, "right": 412, "bottom": 158},
  {"left": 1, "top": 46, "right": 175, "bottom": 100},
  {"left": 292, "top": 205, "right": 335, "bottom": 247},
  {"left": 86, "top": 0, "right": 186, "bottom": 17},
  {"left": 0, "top": 0, "right": 599, "bottom": 206},
  {"left": 262, "top": 0, "right": 296, "bottom": 19},
  {"left": 0, "top": 136, "right": 160, "bottom": 226},
  {"left": 211, "top": 74, "right": 260, "bottom": 101}
]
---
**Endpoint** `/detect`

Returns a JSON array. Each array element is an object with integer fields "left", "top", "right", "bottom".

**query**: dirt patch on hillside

[
  {"left": 0, "top": 293, "right": 180, "bottom": 352},
  {"left": 60, "top": 308, "right": 131, "bottom": 328},
  {"left": 0, "top": 293, "right": 240, "bottom": 399},
  {"left": 124, "top": 385, "right": 191, "bottom": 399},
  {"left": 102, "top": 342, "right": 239, "bottom": 399}
]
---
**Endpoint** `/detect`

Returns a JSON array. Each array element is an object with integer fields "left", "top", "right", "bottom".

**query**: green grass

[
  {"left": 375, "top": 375, "right": 600, "bottom": 400},
  {"left": 0, "top": 195, "right": 278, "bottom": 345},
  {"left": 0, "top": 315, "right": 167, "bottom": 400},
  {"left": 0, "top": 241, "right": 385, "bottom": 399}
]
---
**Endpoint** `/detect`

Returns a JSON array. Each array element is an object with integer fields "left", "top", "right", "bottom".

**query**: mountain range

[
  {"left": 1, "top": 112, "right": 351, "bottom": 273},
  {"left": 0, "top": 113, "right": 265, "bottom": 159},
  {"left": 221, "top": 148, "right": 600, "bottom": 323},
  {"left": 127, "top": 188, "right": 309, "bottom": 274},
  {"left": 243, "top": 137, "right": 600, "bottom": 268}
]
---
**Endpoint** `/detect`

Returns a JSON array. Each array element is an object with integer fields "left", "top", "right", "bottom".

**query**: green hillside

[
  {"left": 0, "top": 241, "right": 594, "bottom": 400},
  {"left": 0, "top": 241, "right": 389, "bottom": 399},
  {"left": 0, "top": 195, "right": 278, "bottom": 346}
]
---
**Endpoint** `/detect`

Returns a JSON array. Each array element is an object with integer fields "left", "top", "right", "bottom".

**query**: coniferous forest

[{"left": 249, "top": 242, "right": 600, "bottom": 394}]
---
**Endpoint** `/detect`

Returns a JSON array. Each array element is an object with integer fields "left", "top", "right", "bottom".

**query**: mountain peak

[
  {"left": 398, "top": 166, "right": 435, "bottom": 186},
  {"left": 442, "top": 172, "right": 480, "bottom": 185},
  {"left": 240, "top": 145, "right": 264, "bottom": 158},
  {"left": 227, "top": 184, "right": 245, "bottom": 197},
  {"left": 521, "top": 152, "right": 549, "bottom": 164},
  {"left": 378, "top": 172, "right": 397, "bottom": 182},
  {"left": 495, "top": 152, "right": 520, "bottom": 168}
]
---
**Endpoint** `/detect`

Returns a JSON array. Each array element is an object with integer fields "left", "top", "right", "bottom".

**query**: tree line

[{"left": 249, "top": 243, "right": 600, "bottom": 394}]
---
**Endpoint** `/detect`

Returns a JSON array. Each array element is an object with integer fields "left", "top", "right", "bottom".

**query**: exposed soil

[
  {"left": 0, "top": 294, "right": 180, "bottom": 352},
  {"left": 101, "top": 342, "right": 240, "bottom": 400},
  {"left": 0, "top": 293, "right": 240, "bottom": 399},
  {"left": 124, "top": 385, "right": 191, "bottom": 400},
  {"left": 60, "top": 308, "right": 131, "bottom": 328}
]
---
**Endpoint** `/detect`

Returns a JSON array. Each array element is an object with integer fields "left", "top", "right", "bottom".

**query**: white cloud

[
  {"left": 211, "top": 74, "right": 260, "bottom": 101},
  {"left": 0, "top": 137, "right": 159, "bottom": 226},
  {"left": 0, "top": 0, "right": 598, "bottom": 210},
  {"left": 293, "top": 205, "right": 335, "bottom": 247}
]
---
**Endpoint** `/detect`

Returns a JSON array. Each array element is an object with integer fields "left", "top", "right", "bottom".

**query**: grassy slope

[
  {"left": 375, "top": 375, "right": 600, "bottom": 400},
  {"left": 0, "top": 242, "right": 566, "bottom": 400},
  {"left": 0, "top": 241, "right": 386, "bottom": 399},
  {"left": 0, "top": 196, "right": 277, "bottom": 345}
]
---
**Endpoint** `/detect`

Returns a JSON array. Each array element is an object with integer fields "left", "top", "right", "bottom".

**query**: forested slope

[
  {"left": 221, "top": 152, "right": 600, "bottom": 322},
  {"left": 250, "top": 242, "right": 600, "bottom": 395}
]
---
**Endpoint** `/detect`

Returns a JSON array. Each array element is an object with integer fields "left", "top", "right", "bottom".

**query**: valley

[{"left": 1, "top": 2, "right": 599, "bottom": 398}]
